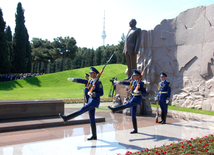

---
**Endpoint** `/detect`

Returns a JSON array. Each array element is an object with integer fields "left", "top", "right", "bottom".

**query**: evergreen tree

[
  {"left": 25, "top": 27, "right": 31, "bottom": 73},
  {"left": 94, "top": 47, "right": 102, "bottom": 66},
  {"left": 0, "top": 8, "right": 10, "bottom": 73},
  {"left": 5, "top": 25, "right": 12, "bottom": 41},
  {"left": 5, "top": 26, "right": 13, "bottom": 64},
  {"left": 12, "top": 2, "right": 27, "bottom": 73}
]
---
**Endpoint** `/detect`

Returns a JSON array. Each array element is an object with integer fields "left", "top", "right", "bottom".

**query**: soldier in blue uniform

[
  {"left": 108, "top": 70, "right": 146, "bottom": 134},
  {"left": 84, "top": 73, "right": 90, "bottom": 103},
  {"left": 155, "top": 72, "right": 171, "bottom": 124},
  {"left": 59, "top": 67, "right": 103, "bottom": 140}
]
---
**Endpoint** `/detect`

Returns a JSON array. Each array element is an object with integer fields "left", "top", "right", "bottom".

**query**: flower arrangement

[
  {"left": 62, "top": 97, "right": 113, "bottom": 104},
  {"left": 123, "top": 134, "right": 214, "bottom": 155}
]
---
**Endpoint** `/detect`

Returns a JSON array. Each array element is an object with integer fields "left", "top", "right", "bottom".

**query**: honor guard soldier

[
  {"left": 108, "top": 70, "right": 146, "bottom": 134},
  {"left": 59, "top": 67, "right": 103, "bottom": 140},
  {"left": 155, "top": 72, "right": 171, "bottom": 124},
  {"left": 84, "top": 73, "right": 90, "bottom": 103}
]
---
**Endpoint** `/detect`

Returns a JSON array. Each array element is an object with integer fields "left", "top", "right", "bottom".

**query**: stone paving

[{"left": 0, "top": 103, "right": 213, "bottom": 155}]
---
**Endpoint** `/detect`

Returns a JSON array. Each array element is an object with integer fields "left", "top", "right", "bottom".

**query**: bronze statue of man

[{"left": 123, "top": 19, "right": 141, "bottom": 80}]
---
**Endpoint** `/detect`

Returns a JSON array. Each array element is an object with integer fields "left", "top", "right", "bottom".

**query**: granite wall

[{"left": 136, "top": 4, "right": 214, "bottom": 111}]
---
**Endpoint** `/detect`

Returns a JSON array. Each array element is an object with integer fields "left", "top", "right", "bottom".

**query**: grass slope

[{"left": 0, "top": 64, "right": 127, "bottom": 100}]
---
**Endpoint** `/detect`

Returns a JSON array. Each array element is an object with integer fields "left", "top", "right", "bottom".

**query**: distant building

[{"left": 101, "top": 10, "right": 107, "bottom": 46}]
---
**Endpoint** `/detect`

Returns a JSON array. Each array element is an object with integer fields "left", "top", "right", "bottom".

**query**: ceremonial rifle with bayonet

[{"left": 88, "top": 53, "right": 115, "bottom": 94}]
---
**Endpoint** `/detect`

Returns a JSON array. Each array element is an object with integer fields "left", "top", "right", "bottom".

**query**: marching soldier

[
  {"left": 59, "top": 67, "right": 103, "bottom": 140},
  {"left": 108, "top": 70, "right": 146, "bottom": 134},
  {"left": 155, "top": 72, "right": 171, "bottom": 124},
  {"left": 84, "top": 73, "right": 90, "bottom": 103}
]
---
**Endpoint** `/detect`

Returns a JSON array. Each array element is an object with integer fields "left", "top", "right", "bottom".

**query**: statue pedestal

[{"left": 115, "top": 83, "right": 152, "bottom": 115}]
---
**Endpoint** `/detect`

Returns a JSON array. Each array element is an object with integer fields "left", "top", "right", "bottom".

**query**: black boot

[
  {"left": 108, "top": 105, "right": 126, "bottom": 113},
  {"left": 130, "top": 119, "right": 138, "bottom": 134},
  {"left": 87, "top": 123, "right": 97, "bottom": 140},
  {"left": 161, "top": 112, "right": 167, "bottom": 124},
  {"left": 59, "top": 111, "right": 79, "bottom": 123},
  {"left": 158, "top": 112, "right": 163, "bottom": 123}
]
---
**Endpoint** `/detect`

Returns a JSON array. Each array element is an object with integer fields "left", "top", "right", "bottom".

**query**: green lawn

[{"left": 0, "top": 64, "right": 127, "bottom": 100}]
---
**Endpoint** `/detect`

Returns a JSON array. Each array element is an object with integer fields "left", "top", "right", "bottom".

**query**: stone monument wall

[{"left": 137, "top": 4, "right": 214, "bottom": 111}]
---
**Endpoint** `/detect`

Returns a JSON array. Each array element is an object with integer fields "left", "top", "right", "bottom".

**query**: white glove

[
  {"left": 114, "top": 81, "right": 120, "bottom": 85},
  {"left": 133, "top": 90, "right": 141, "bottom": 96},
  {"left": 67, "top": 78, "right": 74, "bottom": 82},
  {"left": 155, "top": 96, "right": 158, "bottom": 101},
  {"left": 88, "top": 92, "right": 96, "bottom": 98},
  {"left": 166, "top": 98, "right": 170, "bottom": 104}
]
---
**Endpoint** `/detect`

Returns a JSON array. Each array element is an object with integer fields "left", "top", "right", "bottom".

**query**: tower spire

[{"left": 101, "top": 10, "right": 107, "bottom": 46}]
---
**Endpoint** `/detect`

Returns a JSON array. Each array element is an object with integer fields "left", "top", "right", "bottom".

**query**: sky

[{"left": 0, "top": 0, "right": 214, "bottom": 49}]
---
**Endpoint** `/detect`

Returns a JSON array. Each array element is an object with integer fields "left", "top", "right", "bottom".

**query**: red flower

[
  {"left": 170, "top": 143, "right": 173, "bottom": 145},
  {"left": 209, "top": 139, "right": 212, "bottom": 141},
  {"left": 164, "top": 151, "right": 166, "bottom": 154},
  {"left": 191, "top": 147, "right": 193, "bottom": 149},
  {"left": 155, "top": 151, "right": 158, "bottom": 153},
  {"left": 181, "top": 145, "right": 184, "bottom": 148},
  {"left": 141, "top": 150, "right": 144, "bottom": 152},
  {"left": 161, "top": 150, "right": 163, "bottom": 152},
  {"left": 157, "top": 153, "right": 160, "bottom": 155},
  {"left": 189, "top": 144, "right": 191, "bottom": 146},
  {"left": 199, "top": 140, "right": 202, "bottom": 143},
  {"left": 180, "top": 142, "right": 183, "bottom": 144},
  {"left": 211, "top": 134, "right": 213, "bottom": 136},
  {"left": 187, "top": 142, "right": 189, "bottom": 144},
  {"left": 205, "top": 150, "right": 208, "bottom": 152}
]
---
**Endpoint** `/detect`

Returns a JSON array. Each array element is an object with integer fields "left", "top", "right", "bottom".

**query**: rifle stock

[{"left": 155, "top": 100, "right": 159, "bottom": 123}]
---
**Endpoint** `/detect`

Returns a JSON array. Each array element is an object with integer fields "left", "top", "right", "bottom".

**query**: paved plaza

[{"left": 0, "top": 103, "right": 214, "bottom": 155}]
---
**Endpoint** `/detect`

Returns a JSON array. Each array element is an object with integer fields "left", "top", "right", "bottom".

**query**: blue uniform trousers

[{"left": 124, "top": 96, "right": 142, "bottom": 119}]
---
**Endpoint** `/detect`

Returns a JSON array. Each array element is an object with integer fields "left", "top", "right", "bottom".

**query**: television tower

[{"left": 101, "top": 10, "right": 107, "bottom": 46}]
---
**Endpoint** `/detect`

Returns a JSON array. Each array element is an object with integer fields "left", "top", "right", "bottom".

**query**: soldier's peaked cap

[
  {"left": 133, "top": 70, "right": 141, "bottom": 76},
  {"left": 89, "top": 66, "right": 99, "bottom": 74},
  {"left": 85, "top": 73, "right": 89, "bottom": 77},
  {"left": 160, "top": 72, "right": 167, "bottom": 77}
]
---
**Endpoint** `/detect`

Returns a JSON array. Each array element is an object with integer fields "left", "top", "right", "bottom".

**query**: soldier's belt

[
  {"left": 132, "top": 93, "right": 141, "bottom": 96},
  {"left": 159, "top": 91, "right": 167, "bottom": 94}
]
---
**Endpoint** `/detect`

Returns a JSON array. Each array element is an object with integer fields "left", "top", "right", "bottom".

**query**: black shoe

[
  {"left": 59, "top": 111, "right": 79, "bottom": 123},
  {"left": 108, "top": 105, "right": 125, "bottom": 113},
  {"left": 59, "top": 113, "right": 68, "bottom": 123},
  {"left": 130, "top": 129, "right": 138, "bottom": 134},
  {"left": 158, "top": 120, "right": 163, "bottom": 123},
  {"left": 161, "top": 120, "right": 166, "bottom": 124},
  {"left": 87, "top": 135, "right": 97, "bottom": 140},
  {"left": 88, "top": 123, "right": 97, "bottom": 140},
  {"left": 130, "top": 119, "right": 138, "bottom": 134},
  {"left": 161, "top": 112, "right": 167, "bottom": 124}
]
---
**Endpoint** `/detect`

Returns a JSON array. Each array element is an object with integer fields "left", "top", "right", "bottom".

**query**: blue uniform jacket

[
  {"left": 158, "top": 80, "right": 171, "bottom": 101},
  {"left": 120, "top": 80, "right": 146, "bottom": 104},
  {"left": 74, "top": 78, "right": 103, "bottom": 108}
]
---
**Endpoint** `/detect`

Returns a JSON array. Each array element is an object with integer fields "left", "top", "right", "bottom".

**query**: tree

[
  {"left": 25, "top": 27, "right": 31, "bottom": 73},
  {"left": 5, "top": 25, "right": 12, "bottom": 41},
  {"left": 94, "top": 47, "right": 102, "bottom": 66},
  {"left": 0, "top": 8, "right": 10, "bottom": 73},
  {"left": 116, "top": 33, "right": 126, "bottom": 64},
  {"left": 52, "top": 36, "right": 77, "bottom": 71},
  {"left": 12, "top": 2, "right": 27, "bottom": 73},
  {"left": 31, "top": 38, "right": 53, "bottom": 73}
]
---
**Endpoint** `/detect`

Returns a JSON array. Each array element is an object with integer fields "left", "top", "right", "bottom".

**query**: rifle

[
  {"left": 155, "top": 92, "right": 159, "bottom": 123},
  {"left": 134, "top": 59, "right": 151, "bottom": 91},
  {"left": 89, "top": 53, "right": 114, "bottom": 93}
]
